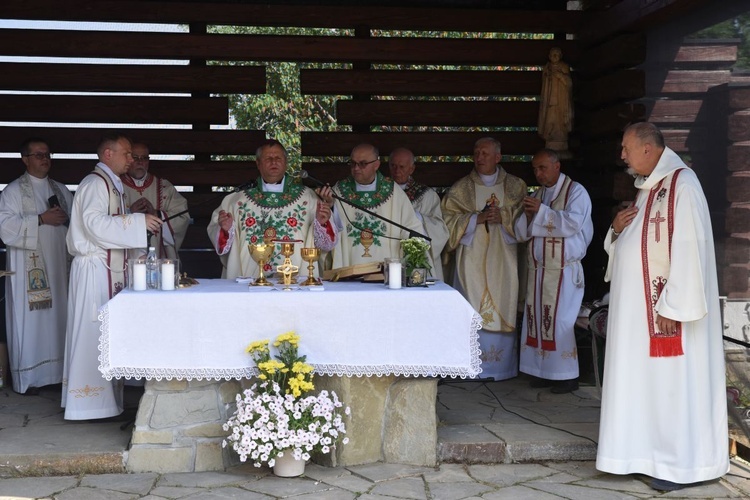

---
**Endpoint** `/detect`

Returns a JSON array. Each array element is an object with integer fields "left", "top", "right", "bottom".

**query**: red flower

[
  {"left": 287, "top": 217, "right": 298, "bottom": 228},
  {"left": 250, "top": 235, "right": 258, "bottom": 243},
  {"left": 245, "top": 216, "right": 256, "bottom": 228}
]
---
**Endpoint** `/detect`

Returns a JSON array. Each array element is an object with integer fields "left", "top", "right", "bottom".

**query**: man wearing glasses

[
  {"left": 121, "top": 142, "right": 190, "bottom": 260},
  {"left": 0, "top": 138, "right": 73, "bottom": 395},
  {"left": 330, "top": 143, "right": 423, "bottom": 269}
]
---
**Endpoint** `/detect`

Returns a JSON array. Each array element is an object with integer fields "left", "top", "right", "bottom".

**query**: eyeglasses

[
  {"left": 132, "top": 155, "right": 150, "bottom": 161},
  {"left": 23, "top": 152, "right": 52, "bottom": 160},
  {"left": 347, "top": 158, "right": 378, "bottom": 168}
]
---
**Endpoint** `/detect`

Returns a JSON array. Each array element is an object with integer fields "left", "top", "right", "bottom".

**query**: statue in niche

[{"left": 538, "top": 47, "right": 574, "bottom": 158}]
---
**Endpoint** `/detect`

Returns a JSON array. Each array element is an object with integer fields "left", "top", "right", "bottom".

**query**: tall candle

[
  {"left": 161, "top": 262, "right": 175, "bottom": 291},
  {"left": 388, "top": 261, "right": 402, "bottom": 290},
  {"left": 133, "top": 263, "right": 147, "bottom": 291}
]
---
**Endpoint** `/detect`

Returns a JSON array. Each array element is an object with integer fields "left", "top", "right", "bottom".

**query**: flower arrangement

[
  {"left": 400, "top": 236, "right": 432, "bottom": 273},
  {"left": 222, "top": 331, "right": 350, "bottom": 468}
]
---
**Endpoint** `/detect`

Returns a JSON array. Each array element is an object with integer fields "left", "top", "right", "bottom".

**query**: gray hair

[
  {"left": 625, "top": 122, "right": 665, "bottom": 149},
  {"left": 474, "top": 137, "right": 501, "bottom": 154}
]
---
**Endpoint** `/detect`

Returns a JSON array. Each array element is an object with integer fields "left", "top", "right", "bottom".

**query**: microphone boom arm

[{"left": 300, "top": 171, "right": 431, "bottom": 242}]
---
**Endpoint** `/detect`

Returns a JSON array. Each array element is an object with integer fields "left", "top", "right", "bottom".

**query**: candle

[
  {"left": 133, "top": 263, "right": 147, "bottom": 291},
  {"left": 388, "top": 261, "right": 402, "bottom": 290},
  {"left": 161, "top": 262, "right": 175, "bottom": 291}
]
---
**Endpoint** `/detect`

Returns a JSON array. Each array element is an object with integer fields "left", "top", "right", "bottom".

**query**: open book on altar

[{"left": 322, "top": 262, "right": 383, "bottom": 282}]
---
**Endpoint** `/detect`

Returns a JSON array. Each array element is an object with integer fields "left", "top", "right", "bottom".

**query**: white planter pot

[{"left": 273, "top": 450, "right": 305, "bottom": 477}]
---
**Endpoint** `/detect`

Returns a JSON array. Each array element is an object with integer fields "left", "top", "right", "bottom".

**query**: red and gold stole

[
  {"left": 525, "top": 176, "right": 573, "bottom": 351},
  {"left": 640, "top": 168, "right": 684, "bottom": 357}
]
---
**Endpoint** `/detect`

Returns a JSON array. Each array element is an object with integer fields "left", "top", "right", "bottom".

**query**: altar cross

[{"left": 649, "top": 210, "right": 666, "bottom": 243}]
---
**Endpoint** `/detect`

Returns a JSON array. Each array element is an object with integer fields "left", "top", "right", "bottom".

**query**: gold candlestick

[
  {"left": 300, "top": 247, "right": 322, "bottom": 286},
  {"left": 249, "top": 242, "right": 275, "bottom": 286}
]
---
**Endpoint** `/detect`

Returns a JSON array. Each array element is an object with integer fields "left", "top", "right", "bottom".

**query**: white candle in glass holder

[
  {"left": 133, "top": 263, "right": 147, "bottom": 291},
  {"left": 161, "top": 262, "right": 175, "bottom": 290},
  {"left": 388, "top": 261, "right": 402, "bottom": 290}
]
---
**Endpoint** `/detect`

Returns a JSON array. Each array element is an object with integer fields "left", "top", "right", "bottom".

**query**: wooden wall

[{"left": 0, "top": 0, "right": 582, "bottom": 278}]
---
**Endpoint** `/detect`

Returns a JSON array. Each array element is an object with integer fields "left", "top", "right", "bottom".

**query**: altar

[{"left": 99, "top": 279, "right": 482, "bottom": 473}]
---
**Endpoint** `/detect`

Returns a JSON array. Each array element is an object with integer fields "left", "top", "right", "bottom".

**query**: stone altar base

[{"left": 126, "top": 376, "right": 437, "bottom": 473}]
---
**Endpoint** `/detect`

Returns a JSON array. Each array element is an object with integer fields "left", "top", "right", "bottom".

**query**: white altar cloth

[{"left": 99, "top": 279, "right": 482, "bottom": 380}]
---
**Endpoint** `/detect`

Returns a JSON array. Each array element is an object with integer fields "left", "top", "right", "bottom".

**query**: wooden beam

[
  {"left": 577, "top": 70, "right": 645, "bottom": 109},
  {"left": 0, "top": 1, "right": 585, "bottom": 33},
  {"left": 301, "top": 131, "right": 544, "bottom": 156},
  {"left": 576, "top": 32, "right": 646, "bottom": 77},
  {"left": 575, "top": 103, "right": 646, "bottom": 138},
  {"left": 0, "top": 95, "right": 229, "bottom": 124},
  {"left": 648, "top": 99, "right": 706, "bottom": 125},
  {"left": 0, "top": 63, "right": 266, "bottom": 94},
  {"left": 675, "top": 41, "right": 739, "bottom": 67},
  {"left": 336, "top": 100, "right": 538, "bottom": 126},
  {"left": 580, "top": 0, "right": 715, "bottom": 44},
  {"left": 0, "top": 127, "right": 266, "bottom": 155},
  {"left": 301, "top": 69, "right": 542, "bottom": 96},
  {"left": 659, "top": 70, "right": 732, "bottom": 93},
  {"left": 0, "top": 29, "right": 580, "bottom": 66}
]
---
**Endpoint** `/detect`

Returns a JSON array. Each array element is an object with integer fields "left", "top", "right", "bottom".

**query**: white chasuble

[
  {"left": 62, "top": 164, "right": 148, "bottom": 420},
  {"left": 207, "top": 179, "right": 333, "bottom": 280},
  {"left": 0, "top": 174, "right": 73, "bottom": 393},
  {"left": 331, "top": 172, "right": 423, "bottom": 269},
  {"left": 596, "top": 147, "right": 729, "bottom": 483},
  {"left": 515, "top": 174, "right": 593, "bottom": 380},
  {"left": 122, "top": 173, "right": 189, "bottom": 260},
  {"left": 442, "top": 168, "right": 526, "bottom": 380}
]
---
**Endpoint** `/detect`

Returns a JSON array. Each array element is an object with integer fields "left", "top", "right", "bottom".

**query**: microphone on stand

[{"left": 296, "top": 170, "right": 431, "bottom": 241}]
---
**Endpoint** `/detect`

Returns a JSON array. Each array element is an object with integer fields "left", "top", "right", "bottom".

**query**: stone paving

[
  {"left": 0, "top": 460, "right": 749, "bottom": 499},
  {"left": 0, "top": 377, "right": 747, "bottom": 498}
]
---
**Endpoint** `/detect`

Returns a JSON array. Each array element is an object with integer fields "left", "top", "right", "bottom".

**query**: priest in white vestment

[
  {"left": 388, "top": 147, "right": 449, "bottom": 280},
  {"left": 62, "top": 134, "right": 163, "bottom": 420},
  {"left": 441, "top": 137, "right": 526, "bottom": 380},
  {"left": 207, "top": 139, "right": 336, "bottom": 280},
  {"left": 514, "top": 149, "right": 592, "bottom": 393},
  {"left": 331, "top": 144, "right": 424, "bottom": 269},
  {"left": 0, "top": 138, "right": 73, "bottom": 394},
  {"left": 596, "top": 122, "right": 728, "bottom": 491},
  {"left": 122, "top": 142, "right": 190, "bottom": 259}
]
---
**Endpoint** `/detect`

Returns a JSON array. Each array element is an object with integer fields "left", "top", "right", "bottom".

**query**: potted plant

[
  {"left": 400, "top": 237, "right": 431, "bottom": 287},
  {"left": 222, "top": 331, "right": 349, "bottom": 476}
]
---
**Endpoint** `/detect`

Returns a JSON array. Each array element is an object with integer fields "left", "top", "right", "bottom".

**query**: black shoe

[
  {"left": 650, "top": 478, "right": 695, "bottom": 491},
  {"left": 529, "top": 377, "right": 554, "bottom": 388},
  {"left": 550, "top": 379, "right": 579, "bottom": 394}
]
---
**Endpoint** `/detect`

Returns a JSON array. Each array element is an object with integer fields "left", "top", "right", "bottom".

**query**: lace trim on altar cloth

[{"left": 98, "top": 308, "right": 483, "bottom": 381}]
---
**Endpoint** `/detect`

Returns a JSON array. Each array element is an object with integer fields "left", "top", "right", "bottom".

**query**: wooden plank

[
  {"left": 0, "top": 127, "right": 266, "bottom": 155},
  {"left": 0, "top": 95, "right": 228, "bottom": 125},
  {"left": 301, "top": 69, "right": 542, "bottom": 96},
  {"left": 576, "top": 32, "right": 646, "bottom": 77},
  {"left": 301, "top": 131, "right": 544, "bottom": 156},
  {"left": 0, "top": 63, "right": 266, "bottom": 94},
  {"left": 649, "top": 99, "right": 705, "bottom": 125},
  {"left": 659, "top": 70, "right": 732, "bottom": 94},
  {"left": 577, "top": 103, "right": 646, "bottom": 138},
  {"left": 726, "top": 206, "right": 750, "bottom": 233},
  {"left": 336, "top": 100, "right": 538, "bottom": 126},
  {"left": 728, "top": 142, "right": 750, "bottom": 172},
  {"left": 730, "top": 112, "right": 750, "bottom": 143},
  {"left": 0, "top": 158, "right": 259, "bottom": 186},
  {"left": 727, "top": 173, "right": 750, "bottom": 203},
  {"left": 0, "top": 29, "right": 580, "bottom": 66},
  {"left": 577, "top": 70, "right": 645, "bottom": 109},
  {"left": 729, "top": 86, "right": 750, "bottom": 110},
  {"left": 0, "top": 1, "right": 584, "bottom": 33},
  {"left": 675, "top": 42, "right": 738, "bottom": 66}
]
